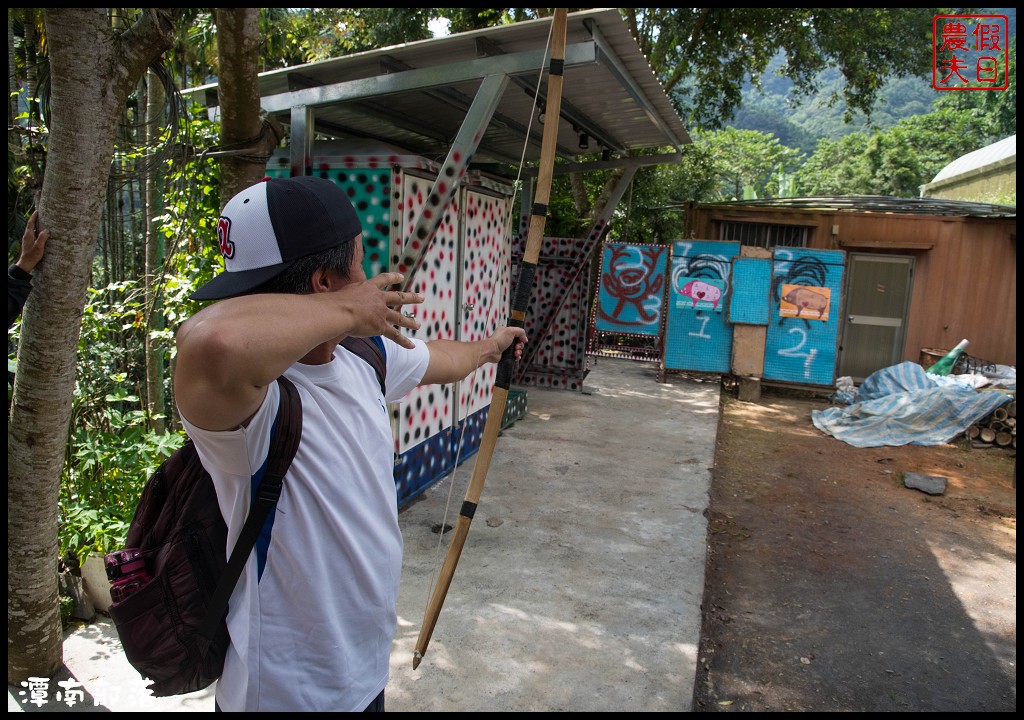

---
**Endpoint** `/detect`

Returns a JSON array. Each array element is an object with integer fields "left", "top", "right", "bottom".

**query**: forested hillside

[{"left": 732, "top": 8, "right": 1017, "bottom": 153}]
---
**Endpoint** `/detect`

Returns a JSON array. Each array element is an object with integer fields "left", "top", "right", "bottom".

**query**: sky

[{"left": 429, "top": 17, "right": 450, "bottom": 37}]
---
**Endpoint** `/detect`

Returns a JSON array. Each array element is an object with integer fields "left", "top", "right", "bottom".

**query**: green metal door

[{"left": 838, "top": 253, "right": 914, "bottom": 382}]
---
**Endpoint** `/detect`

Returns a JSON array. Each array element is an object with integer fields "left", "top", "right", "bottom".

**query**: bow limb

[{"left": 413, "top": 7, "right": 569, "bottom": 670}]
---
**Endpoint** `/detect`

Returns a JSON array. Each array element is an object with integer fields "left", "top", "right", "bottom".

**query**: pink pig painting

[
  {"left": 781, "top": 286, "right": 828, "bottom": 318},
  {"left": 679, "top": 279, "right": 722, "bottom": 309}
]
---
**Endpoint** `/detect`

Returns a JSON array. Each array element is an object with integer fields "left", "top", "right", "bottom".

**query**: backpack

[{"left": 107, "top": 338, "right": 386, "bottom": 697}]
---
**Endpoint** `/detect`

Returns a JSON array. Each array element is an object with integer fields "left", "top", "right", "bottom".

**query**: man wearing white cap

[{"left": 174, "top": 176, "right": 526, "bottom": 712}]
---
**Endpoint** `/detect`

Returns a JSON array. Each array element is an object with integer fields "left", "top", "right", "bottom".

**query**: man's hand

[
  {"left": 488, "top": 326, "right": 528, "bottom": 364},
  {"left": 420, "top": 326, "right": 528, "bottom": 386},
  {"left": 17, "top": 210, "right": 49, "bottom": 273},
  {"left": 341, "top": 272, "right": 424, "bottom": 349}
]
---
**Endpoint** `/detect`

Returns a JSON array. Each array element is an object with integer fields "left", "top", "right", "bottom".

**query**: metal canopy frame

[
  {"left": 185, "top": 9, "right": 690, "bottom": 175},
  {"left": 185, "top": 9, "right": 692, "bottom": 386}
]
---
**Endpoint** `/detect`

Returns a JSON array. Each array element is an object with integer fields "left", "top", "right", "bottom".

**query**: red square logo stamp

[{"left": 933, "top": 14, "right": 1010, "bottom": 90}]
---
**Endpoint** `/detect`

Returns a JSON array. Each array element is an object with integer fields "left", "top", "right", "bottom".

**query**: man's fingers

[
  {"left": 386, "top": 315, "right": 419, "bottom": 349},
  {"left": 370, "top": 271, "right": 404, "bottom": 289},
  {"left": 390, "top": 307, "right": 421, "bottom": 332},
  {"left": 390, "top": 331, "right": 417, "bottom": 350},
  {"left": 384, "top": 289, "right": 424, "bottom": 308},
  {"left": 367, "top": 272, "right": 424, "bottom": 307}
]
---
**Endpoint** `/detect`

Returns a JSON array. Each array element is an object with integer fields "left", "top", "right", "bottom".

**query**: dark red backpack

[
  {"left": 107, "top": 338, "right": 385, "bottom": 697},
  {"left": 107, "top": 376, "right": 301, "bottom": 696}
]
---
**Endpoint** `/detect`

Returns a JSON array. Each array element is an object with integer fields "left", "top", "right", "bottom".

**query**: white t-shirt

[{"left": 181, "top": 337, "right": 429, "bottom": 711}]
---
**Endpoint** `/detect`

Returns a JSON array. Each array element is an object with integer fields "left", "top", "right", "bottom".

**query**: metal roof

[
  {"left": 930, "top": 135, "right": 1016, "bottom": 184},
  {"left": 184, "top": 9, "right": 690, "bottom": 175},
  {"left": 687, "top": 195, "right": 1017, "bottom": 219}
]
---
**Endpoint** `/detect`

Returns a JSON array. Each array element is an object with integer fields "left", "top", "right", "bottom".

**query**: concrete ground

[{"left": 9, "top": 357, "right": 720, "bottom": 712}]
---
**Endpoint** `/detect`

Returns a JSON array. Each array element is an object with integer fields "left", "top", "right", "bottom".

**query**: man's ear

[{"left": 310, "top": 267, "right": 334, "bottom": 294}]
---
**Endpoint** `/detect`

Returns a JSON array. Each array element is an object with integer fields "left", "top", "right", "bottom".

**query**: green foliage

[
  {"left": 57, "top": 279, "right": 187, "bottom": 565},
  {"left": 694, "top": 128, "right": 805, "bottom": 200},
  {"left": 158, "top": 110, "right": 225, "bottom": 319},
  {"left": 793, "top": 133, "right": 874, "bottom": 196},
  {"left": 579, "top": 130, "right": 808, "bottom": 245},
  {"left": 795, "top": 106, "right": 1003, "bottom": 197},
  {"left": 441, "top": 8, "right": 543, "bottom": 33},
  {"left": 266, "top": 7, "right": 438, "bottom": 64},
  {"left": 733, "top": 61, "right": 941, "bottom": 151},
  {"left": 730, "top": 100, "right": 823, "bottom": 156},
  {"left": 613, "top": 144, "right": 720, "bottom": 245},
  {"left": 59, "top": 594, "right": 74, "bottom": 624},
  {"left": 46, "top": 109, "right": 223, "bottom": 565},
  {"left": 544, "top": 172, "right": 588, "bottom": 239},
  {"left": 933, "top": 35, "right": 1017, "bottom": 140},
  {"left": 627, "top": 8, "right": 940, "bottom": 131},
  {"left": 8, "top": 82, "right": 48, "bottom": 260}
]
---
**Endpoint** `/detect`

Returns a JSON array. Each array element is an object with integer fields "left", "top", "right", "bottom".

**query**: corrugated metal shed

[
  {"left": 688, "top": 195, "right": 1016, "bottom": 218},
  {"left": 184, "top": 9, "right": 690, "bottom": 174}
]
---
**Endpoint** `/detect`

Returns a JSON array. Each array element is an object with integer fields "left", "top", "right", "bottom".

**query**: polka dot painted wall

[
  {"left": 264, "top": 152, "right": 515, "bottom": 505},
  {"left": 453, "top": 191, "right": 513, "bottom": 461},
  {"left": 392, "top": 177, "right": 515, "bottom": 503},
  {"left": 511, "top": 230, "right": 593, "bottom": 391},
  {"left": 459, "top": 191, "right": 512, "bottom": 417},
  {"left": 397, "top": 172, "right": 460, "bottom": 457}
]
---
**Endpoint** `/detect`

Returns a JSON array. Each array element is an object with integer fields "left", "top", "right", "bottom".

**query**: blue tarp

[{"left": 812, "top": 361, "right": 1012, "bottom": 448}]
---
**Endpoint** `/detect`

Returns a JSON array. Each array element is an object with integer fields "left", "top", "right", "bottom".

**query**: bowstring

[{"left": 421, "top": 14, "right": 555, "bottom": 617}]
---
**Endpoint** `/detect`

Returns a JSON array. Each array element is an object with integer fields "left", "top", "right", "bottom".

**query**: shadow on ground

[{"left": 694, "top": 387, "right": 1016, "bottom": 712}]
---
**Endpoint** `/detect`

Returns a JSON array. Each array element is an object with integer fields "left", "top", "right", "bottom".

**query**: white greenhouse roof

[{"left": 930, "top": 134, "right": 1016, "bottom": 183}]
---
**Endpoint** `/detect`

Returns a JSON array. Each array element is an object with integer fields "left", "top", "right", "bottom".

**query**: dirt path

[{"left": 693, "top": 387, "right": 1016, "bottom": 712}]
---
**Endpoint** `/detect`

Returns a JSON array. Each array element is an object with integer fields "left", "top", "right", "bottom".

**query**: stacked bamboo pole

[{"left": 966, "top": 395, "right": 1016, "bottom": 450}]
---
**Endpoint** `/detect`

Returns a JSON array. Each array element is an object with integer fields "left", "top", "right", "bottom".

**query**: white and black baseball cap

[{"left": 191, "top": 176, "right": 363, "bottom": 301}]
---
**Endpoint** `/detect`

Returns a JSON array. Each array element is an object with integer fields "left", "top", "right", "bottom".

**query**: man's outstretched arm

[{"left": 420, "top": 327, "right": 527, "bottom": 386}]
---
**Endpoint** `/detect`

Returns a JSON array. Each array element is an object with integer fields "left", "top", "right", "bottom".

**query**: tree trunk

[
  {"left": 8, "top": 7, "right": 174, "bottom": 685},
  {"left": 570, "top": 172, "right": 591, "bottom": 219},
  {"left": 212, "top": 8, "right": 283, "bottom": 205}
]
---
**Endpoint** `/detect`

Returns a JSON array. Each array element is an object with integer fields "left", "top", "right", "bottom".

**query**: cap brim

[{"left": 190, "top": 262, "right": 291, "bottom": 301}]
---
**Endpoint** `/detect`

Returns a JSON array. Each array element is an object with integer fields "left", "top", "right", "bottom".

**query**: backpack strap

[
  {"left": 340, "top": 335, "right": 387, "bottom": 395},
  {"left": 197, "top": 376, "right": 302, "bottom": 645}
]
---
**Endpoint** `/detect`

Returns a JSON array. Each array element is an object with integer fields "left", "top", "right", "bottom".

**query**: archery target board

[
  {"left": 763, "top": 248, "right": 845, "bottom": 387},
  {"left": 595, "top": 243, "right": 669, "bottom": 336},
  {"left": 663, "top": 241, "right": 740, "bottom": 373}
]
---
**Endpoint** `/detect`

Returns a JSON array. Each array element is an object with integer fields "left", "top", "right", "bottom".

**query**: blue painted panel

[
  {"left": 595, "top": 243, "right": 669, "bottom": 336},
  {"left": 728, "top": 257, "right": 772, "bottom": 325},
  {"left": 664, "top": 241, "right": 740, "bottom": 372},
  {"left": 394, "top": 427, "right": 455, "bottom": 506},
  {"left": 763, "top": 248, "right": 846, "bottom": 386},
  {"left": 394, "top": 405, "right": 493, "bottom": 506},
  {"left": 451, "top": 406, "right": 488, "bottom": 469}
]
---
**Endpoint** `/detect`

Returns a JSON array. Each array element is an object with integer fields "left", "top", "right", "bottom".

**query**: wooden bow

[{"left": 412, "top": 8, "right": 569, "bottom": 670}]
